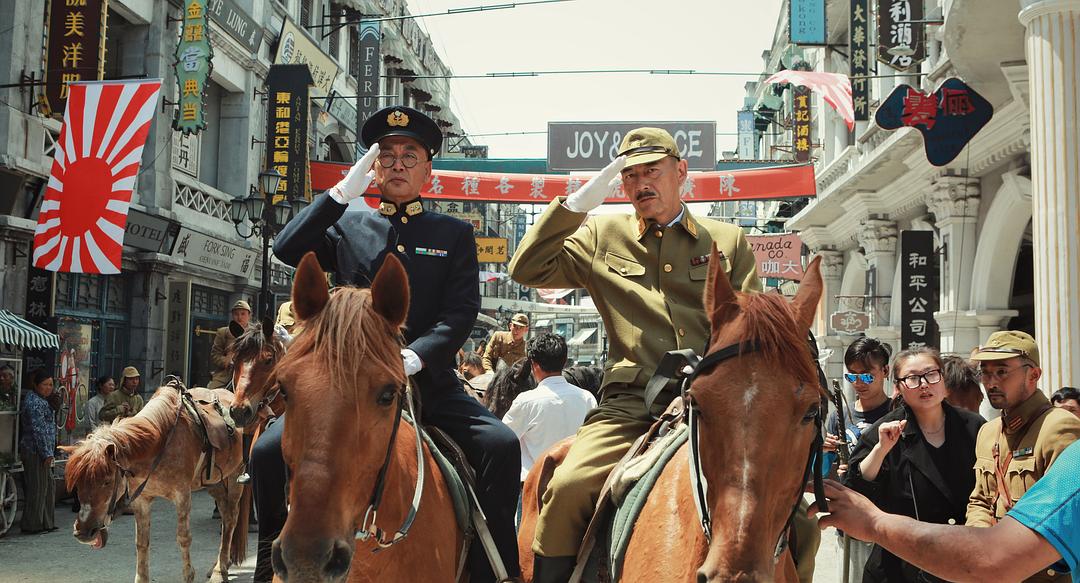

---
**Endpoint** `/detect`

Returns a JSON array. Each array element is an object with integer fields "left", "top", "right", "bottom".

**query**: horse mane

[
  {"left": 65, "top": 387, "right": 181, "bottom": 490},
  {"left": 732, "top": 291, "right": 820, "bottom": 389},
  {"left": 229, "top": 321, "right": 285, "bottom": 363},
  {"left": 277, "top": 286, "right": 405, "bottom": 390}
]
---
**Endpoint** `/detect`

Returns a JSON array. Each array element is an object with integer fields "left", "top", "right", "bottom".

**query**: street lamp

[{"left": 230, "top": 168, "right": 291, "bottom": 321}]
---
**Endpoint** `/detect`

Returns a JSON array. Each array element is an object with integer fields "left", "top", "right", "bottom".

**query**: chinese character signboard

[
  {"left": 792, "top": 86, "right": 812, "bottom": 163},
  {"left": 446, "top": 211, "right": 483, "bottom": 231},
  {"left": 476, "top": 237, "right": 509, "bottom": 263},
  {"left": 172, "top": 226, "right": 257, "bottom": 277},
  {"left": 875, "top": 78, "right": 994, "bottom": 166},
  {"left": 356, "top": 21, "right": 381, "bottom": 138},
  {"left": 165, "top": 280, "right": 191, "bottom": 381},
  {"left": 877, "top": 0, "right": 925, "bottom": 71},
  {"left": 173, "top": 0, "right": 214, "bottom": 134},
  {"left": 831, "top": 310, "right": 871, "bottom": 335},
  {"left": 850, "top": 0, "right": 871, "bottom": 121},
  {"left": 265, "top": 64, "right": 315, "bottom": 205},
  {"left": 746, "top": 233, "right": 804, "bottom": 281},
  {"left": 44, "top": 0, "right": 108, "bottom": 118},
  {"left": 547, "top": 122, "right": 716, "bottom": 171},
  {"left": 737, "top": 110, "right": 757, "bottom": 160},
  {"left": 23, "top": 269, "right": 56, "bottom": 375},
  {"left": 206, "top": 0, "right": 262, "bottom": 53},
  {"left": 900, "top": 230, "right": 939, "bottom": 350},
  {"left": 274, "top": 17, "right": 338, "bottom": 96},
  {"left": 790, "top": 0, "right": 827, "bottom": 45}
]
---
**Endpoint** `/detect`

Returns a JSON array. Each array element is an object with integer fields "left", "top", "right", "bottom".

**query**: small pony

[{"left": 63, "top": 383, "right": 249, "bottom": 583}]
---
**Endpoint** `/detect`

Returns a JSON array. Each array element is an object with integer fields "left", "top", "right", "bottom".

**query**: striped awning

[{"left": 0, "top": 310, "right": 60, "bottom": 350}]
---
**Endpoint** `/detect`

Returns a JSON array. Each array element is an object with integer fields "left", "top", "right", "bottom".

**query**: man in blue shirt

[{"left": 810, "top": 440, "right": 1080, "bottom": 582}]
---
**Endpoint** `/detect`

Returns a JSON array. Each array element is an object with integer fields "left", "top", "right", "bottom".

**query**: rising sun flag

[{"left": 33, "top": 79, "right": 163, "bottom": 274}]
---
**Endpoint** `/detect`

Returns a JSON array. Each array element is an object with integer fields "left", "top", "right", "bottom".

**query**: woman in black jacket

[{"left": 844, "top": 347, "right": 985, "bottom": 583}]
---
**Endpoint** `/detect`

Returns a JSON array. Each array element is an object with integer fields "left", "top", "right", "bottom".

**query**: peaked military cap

[{"left": 360, "top": 105, "right": 442, "bottom": 158}]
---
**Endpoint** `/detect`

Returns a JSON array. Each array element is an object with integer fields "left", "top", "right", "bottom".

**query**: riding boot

[{"left": 532, "top": 555, "right": 576, "bottom": 583}]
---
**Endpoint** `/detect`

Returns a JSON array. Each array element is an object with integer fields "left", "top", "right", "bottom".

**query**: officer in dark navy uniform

[{"left": 249, "top": 106, "right": 521, "bottom": 583}]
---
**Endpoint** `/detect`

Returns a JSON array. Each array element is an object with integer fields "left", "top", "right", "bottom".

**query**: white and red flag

[
  {"left": 33, "top": 79, "right": 163, "bottom": 274},
  {"left": 764, "top": 70, "right": 855, "bottom": 131}
]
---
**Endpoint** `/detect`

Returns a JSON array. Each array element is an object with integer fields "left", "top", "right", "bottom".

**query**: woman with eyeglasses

[{"left": 843, "top": 347, "right": 986, "bottom": 583}]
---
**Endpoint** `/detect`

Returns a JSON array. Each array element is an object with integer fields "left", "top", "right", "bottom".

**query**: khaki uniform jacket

[
  {"left": 99, "top": 390, "right": 145, "bottom": 424},
  {"left": 509, "top": 199, "right": 760, "bottom": 394},
  {"left": 483, "top": 330, "right": 526, "bottom": 372},
  {"left": 207, "top": 326, "right": 235, "bottom": 390}
]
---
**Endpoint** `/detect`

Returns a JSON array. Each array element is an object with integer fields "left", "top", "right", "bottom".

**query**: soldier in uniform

[
  {"left": 254, "top": 105, "right": 520, "bottom": 583},
  {"left": 207, "top": 300, "right": 251, "bottom": 390},
  {"left": 509, "top": 128, "right": 763, "bottom": 581},
  {"left": 966, "top": 330, "right": 1080, "bottom": 582},
  {"left": 99, "top": 366, "right": 145, "bottom": 424},
  {"left": 483, "top": 313, "right": 529, "bottom": 372}
]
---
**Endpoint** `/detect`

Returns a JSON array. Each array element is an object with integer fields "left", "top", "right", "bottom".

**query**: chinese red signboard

[
  {"left": 309, "top": 161, "right": 817, "bottom": 203},
  {"left": 875, "top": 78, "right": 994, "bottom": 166},
  {"left": 900, "top": 230, "right": 939, "bottom": 350},
  {"left": 746, "top": 233, "right": 804, "bottom": 281},
  {"left": 877, "top": 0, "right": 926, "bottom": 71},
  {"left": 44, "top": 0, "right": 109, "bottom": 118},
  {"left": 793, "top": 86, "right": 812, "bottom": 163},
  {"left": 850, "top": 0, "right": 871, "bottom": 122},
  {"left": 265, "top": 64, "right": 314, "bottom": 204}
]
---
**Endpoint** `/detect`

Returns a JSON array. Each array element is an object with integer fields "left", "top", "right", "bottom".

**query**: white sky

[{"left": 406, "top": 0, "right": 785, "bottom": 159}]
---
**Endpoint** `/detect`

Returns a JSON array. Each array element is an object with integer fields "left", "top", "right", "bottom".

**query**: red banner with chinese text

[{"left": 309, "top": 161, "right": 817, "bottom": 203}]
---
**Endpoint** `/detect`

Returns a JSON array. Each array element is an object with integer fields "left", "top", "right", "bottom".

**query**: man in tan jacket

[
  {"left": 483, "top": 313, "right": 529, "bottom": 372},
  {"left": 207, "top": 300, "right": 251, "bottom": 390},
  {"left": 967, "top": 331, "right": 1080, "bottom": 582},
  {"left": 510, "top": 128, "right": 761, "bottom": 581}
]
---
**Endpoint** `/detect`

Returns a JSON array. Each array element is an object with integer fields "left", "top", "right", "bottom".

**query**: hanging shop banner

[
  {"left": 165, "top": 279, "right": 191, "bottom": 381},
  {"left": 274, "top": 17, "right": 338, "bottom": 96},
  {"left": 172, "top": 226, "right": 258, "bottom": 277},
  {"left": 206, "top": 0, "right": 262, "bottom": 53},
  {"left": 547, "top": 122, "right": 716, "bottom": 172},
  {"left": 309, "top": 161, "right": 818, "bottom": 203},
  {"left": 173, "top": 0, "right": 214, "bottom": 134},
  {"left": 266, "top": 64, "right": 315, "bottom": 205},
  {"left": 793, "top": 86, "right": 812, "bottom": 163},
  {"left": 850, "top": 0, "right": 871, "bottom": 121},
  {"left": 737, "top": 110, "right": 757, "bottom": 160},
  {"left": 830, "top": 310, "right": 871, "bottom": 335},
  {"left": 23, "top": 269, "right": 57, "bottom": 375},
  {"left": 33, "top": 79, "right": 164, "bottom": 274},
  {"left": 325, "top": 91, "right": 357, "bottom": 130},
  {"left": 877, "top": 0, "right": 926, "bottom": 71},
  {"left": 900, "top": 230, "right": 939, "bottom": 350},
  {"left": 790, "top": 0, "right": 827, "bottom": 45},
  {"left": 357, "top": 21, "right": 382, "bottom": 136},
  {"left": 476, "top": 237, "right": 509, "bottom": 263},
  {"left": 875, "top": 78, "right": 994, "bottom": 166},
  {"left": 44, "top": 0, "right": 109, "bottom": 118},
  {"left": 746, "top": 233, "right": 804, "bottom": 281}
]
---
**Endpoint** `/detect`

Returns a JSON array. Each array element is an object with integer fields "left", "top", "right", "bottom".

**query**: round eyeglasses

[
  {"left": 377, "top": 153, "right": 421, "bottom": 169},
  {"left": 896, "top": 369, "right": 942, "bottom": 389}
]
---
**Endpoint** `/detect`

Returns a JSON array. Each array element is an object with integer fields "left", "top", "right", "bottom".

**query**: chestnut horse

[
  {"left": 62, "top": 384, "right": 249, "bottom": 583},
  {"left": 270, "top": 252, "right": 464, "bottom": 583},
  {"left": 228, "top": 317, "right": 289, "bottom": 428},
  {"left": 519, "top": 249, "right": 824, "bottom": 583}
]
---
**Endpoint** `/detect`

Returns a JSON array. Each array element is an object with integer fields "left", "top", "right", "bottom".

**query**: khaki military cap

[
  {"left": 232, "top": 300, "right": 251, "bottom": 312},
  {"left": 971, "top": 330, "right": 1040, "bottom": 367},
  {"left": 122, "top": 366, "right": 140, "bottom": 378},
  {"left": 511, "top": 313, "right": 529, "bottom": 327},
  {"left": 617, "top": 127, "right": 681, "bottom": 168}
]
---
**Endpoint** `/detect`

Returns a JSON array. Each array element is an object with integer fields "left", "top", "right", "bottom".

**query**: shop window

[
  {"left": 328, "top": 3, "right": 340, "bottom": 60},
  {"left": 348, "top": 18, "right": 359, "bottom": 78},
  {"left": 191, "top": 285, "right": 229, "bottom": 317},
  {"left": 300, "top": 0, "right": 313, "bottom": 27}
]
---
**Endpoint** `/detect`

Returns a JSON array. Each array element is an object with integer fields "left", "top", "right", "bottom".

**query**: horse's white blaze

[
  {"left": 79, "top": 504, "right": 92, "bottom": 523},
  {"left": 735, "top": 378, "right": 759, "bottom": 536}
]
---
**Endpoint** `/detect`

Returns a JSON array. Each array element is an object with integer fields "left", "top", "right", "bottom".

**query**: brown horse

[
  {"left": 228, "top": 318, "right": 289, "bottom": 427},
  {"left": 518, "top": 248, "right": 824, "bottom": 583},
  {"left": 270, "top": 252, "right": 464, "bottom": 583},
  {"left": 62, "top": 385, "right": 249, "bottom": 583}
]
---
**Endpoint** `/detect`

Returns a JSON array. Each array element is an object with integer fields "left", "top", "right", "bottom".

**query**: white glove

[
  {"left": 401, "top": 348, "right": 423, "bottom": 376},
  {"left": 329, "top": 143, "right": 380, "bottom": 204},
  {"left": 564, "top": 155, "right": 626, "bottom": 213}
]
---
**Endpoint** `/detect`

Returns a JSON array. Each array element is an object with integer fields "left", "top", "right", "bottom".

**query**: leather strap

[{"left": 990, "top": 402, "right": 1053, "bottom": 522}]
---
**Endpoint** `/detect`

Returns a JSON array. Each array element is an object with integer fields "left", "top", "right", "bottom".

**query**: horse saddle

[{"left": 181, "top": 388, "right": 238, "bottom": 480}]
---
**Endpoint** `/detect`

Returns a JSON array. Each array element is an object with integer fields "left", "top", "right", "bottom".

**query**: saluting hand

[
  {"left": 564, "top": 156, "right": 627, "bottom": 213},
  {"left": 329, "top": 143, "right": 381, "bottom": 204},
  {"left": 876, "top": 419, "right": 907, "bottom": 454}
]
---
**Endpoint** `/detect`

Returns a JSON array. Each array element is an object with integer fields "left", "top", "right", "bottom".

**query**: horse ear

[
  {"left": 261, "top": 315, "right": 275, "bottom": 342},
  {"left": 58, "top": 445, "right": 76, "bottom": 455},
  {"left": 790, "top": 255, "right": 823, "bottom": 332},
  {"left": 291, "top": 252, "right": 330, "bottom": 321},
  {"left": 229, "top": 320, "right": 244, "bottom": 338},
  {"left": 703, "top": 243, "right": 738, "bottom": 330},
  {"left": 371, "top": 254, "right": 410, "bottom": 328},
  {"left": 105, "top": 442, "right": 117, "bottom": 460}
]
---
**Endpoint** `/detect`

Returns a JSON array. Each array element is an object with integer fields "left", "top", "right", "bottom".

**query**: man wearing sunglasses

[{"left": 966, "top": 330, "right": 1080, "bottom": 582}]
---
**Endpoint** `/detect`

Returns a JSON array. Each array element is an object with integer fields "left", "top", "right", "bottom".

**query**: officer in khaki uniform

[
  {"left": 510, "top": 128, "right": 762, "bottom": 581},
  {"left": 99, "top": 366, "right": 145, "bottom": 423},
  {"left": 207, "top": 300, "right": 251, "bottom": 390},
  {"left": 483, "top": 313, "right": 529, "bottom": 372},
  {"left": 967, "top": 331, "right": 1080, "bottom": 582}
]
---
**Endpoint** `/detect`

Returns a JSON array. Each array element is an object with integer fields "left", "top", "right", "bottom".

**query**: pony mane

[
  {"left": 229, "top": 321, "right": 285, "bottom": 363},
  {"left": 278, "top": 286, "right": 405, "bottom": 390},
  {"left": 732, "top": 291, "right": 820, "bottom": 389},
  {"left": 65, "top": 387, "right": 181, "bottom": 490}
]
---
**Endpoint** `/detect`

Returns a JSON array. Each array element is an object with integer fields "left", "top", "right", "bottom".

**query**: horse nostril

[
  {"left": 230, "top": 405, "right": 252, "bottom": 424},
  {"left": 324, "top": 539, "right": 353, "bottom": 578},
  {"left": 697, "top": 573, "right": 709, "bottom": 583},
  {"left": 271, "top": 539, "right": 288, "bottom": 579}
]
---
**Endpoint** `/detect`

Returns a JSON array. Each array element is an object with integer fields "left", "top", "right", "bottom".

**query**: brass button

[
  {"left": 400, "top": 216, "right": 409, "bottom": 224},
  {"left": 396, "top": 244, "right": 406, "bottom": 253},
  {"left": 620, "top": 267, "right": 627, "bottom": 274},
  {"left": 1048, "top": 570, "right": 1057, "bottom": 577},
  {"left": 663, "top": 263, "right": 672, "bottom": 272},
  {"left": 654, "top": 230, "right": 663, "bottom": 238},
  {"left": 678, "top": 328, "right": 686, "bottom": 337},
  {"left": 947, "top": 518, "right": 956, "bottom": 525}
]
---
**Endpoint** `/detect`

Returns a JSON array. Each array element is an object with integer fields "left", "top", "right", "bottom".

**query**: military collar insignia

[
  {"left": 635, "top": 206, "right": 699, "bottom": 240},
  {"left": 1002, "top": 390, "right": 1052, "bottom": 435},
  {"left": 378, "top": 198, "right": 425, "bottom": 217},
  {"left": 388, "top": 110, "right": 410, "bottom": 127}
]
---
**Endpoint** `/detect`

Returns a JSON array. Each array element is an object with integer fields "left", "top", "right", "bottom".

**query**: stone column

[
  {"left": 816, "top": 249, "right": 845, "bottom": 335},
  {"left": 926, "top": 175, "right": 981, "bottom": 354},
  {"left": 857, "top": 219, "right": 898, "bottom": 326},
  {"left": 1019, "top": 0, "right": 1080, "bottom": 390}
]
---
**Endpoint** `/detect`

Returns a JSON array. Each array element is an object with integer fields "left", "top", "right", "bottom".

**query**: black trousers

[{"left": 250, "top": 384, "right": 521, "bottom": 582}]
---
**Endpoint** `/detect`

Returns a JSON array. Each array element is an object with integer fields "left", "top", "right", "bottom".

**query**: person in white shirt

[
  {"left": 86, "top": 375, "right": 115, "bottom": 428},
  {"left": 502, "top": 334, "right": 598, "bottom": 481}
]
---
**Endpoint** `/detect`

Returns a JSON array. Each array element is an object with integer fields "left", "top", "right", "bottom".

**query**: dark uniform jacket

[
  {"left": 845, "top": 402, "right": 986, "bottom": 583},
  {"left": 273, "top": 194, "right": 479, "bottom": 400}
]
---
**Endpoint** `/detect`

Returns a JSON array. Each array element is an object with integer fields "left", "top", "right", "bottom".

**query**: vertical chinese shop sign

[
  {"left": 44, "top": 0, "right": 109, "bottom": 118},
  {"left": 850, "top": 0, "right": 871, "bottom": 122},
  {"left": 172, "top": 0, "right": 214, "bottom": 134},
  {"left": 793, "top": 86, "right": 812, "bottom": 163},
  {"left": 265, "top": 64, "right": 315, "bottom": 204},
  {"left": 900, "top": 230, "right": 939, "bottom": 350}
]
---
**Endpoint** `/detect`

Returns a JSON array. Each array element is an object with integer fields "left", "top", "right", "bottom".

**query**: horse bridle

[{"left": 648, "top": 334, "right": 828, "bottom": 562}]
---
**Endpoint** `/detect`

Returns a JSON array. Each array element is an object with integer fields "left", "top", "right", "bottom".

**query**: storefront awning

[
  {"left": 0, "top": 310, "right": 59, "bottom": 350},
  {"left": 568, "top": 327, "right": 598, "bottom": 346}
]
